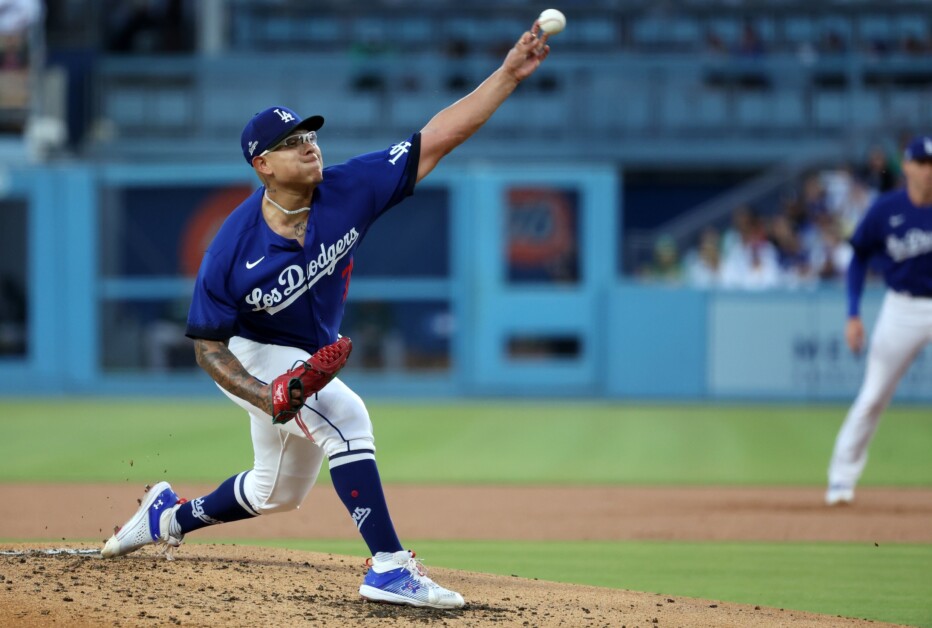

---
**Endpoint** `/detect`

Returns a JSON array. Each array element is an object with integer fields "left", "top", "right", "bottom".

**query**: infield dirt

[{"left": 1, "top": 484, "right": 929, "bottom": 627}]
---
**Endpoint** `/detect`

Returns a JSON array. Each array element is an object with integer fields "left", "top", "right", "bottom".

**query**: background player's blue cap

[
  {"left": 903, "top": 135, "right": 932, "bottom": 162},
  {"left": 241, "top": 106, "right": 325, "bottom": 164}
]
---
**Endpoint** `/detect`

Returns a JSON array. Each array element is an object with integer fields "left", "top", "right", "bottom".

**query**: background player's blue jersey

[
  {"left": 186, "top": 134, "right": 421, "bottom": 353},
  {"left": 849, "top": 188, "right": 932, "bottom": 297}
]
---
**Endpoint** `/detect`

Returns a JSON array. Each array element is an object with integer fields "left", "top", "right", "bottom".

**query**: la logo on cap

[{"left": 274, "top": 109, "right": 295, "bottom": 123}]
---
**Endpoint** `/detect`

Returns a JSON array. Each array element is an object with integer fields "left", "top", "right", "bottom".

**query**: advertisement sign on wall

[{"left": 709, "top": 292, "right": 932, "bottom": 400}]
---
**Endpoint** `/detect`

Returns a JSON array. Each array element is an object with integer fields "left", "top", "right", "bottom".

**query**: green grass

[
  {"left": 205, "top": 538, "right": 932, "bottom": 628},
  {"left": 1, "top": 398, "right": 929, "bottom": 626},
  {"left": 0, "top": 399, "right": 930, "bottom": 485}
]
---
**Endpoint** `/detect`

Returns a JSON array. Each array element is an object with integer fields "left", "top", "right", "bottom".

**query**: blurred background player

[
  {"left": 100, "top": 21, "right": 553, "bottom": 609},
  {"left": 826, "top": 135, "right": 932, "bottom": 506}
]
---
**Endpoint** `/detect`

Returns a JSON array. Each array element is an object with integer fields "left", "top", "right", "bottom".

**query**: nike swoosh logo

[
  {"left": 890, "top": 216, "right": 905, "bottom": 227},
  {"left": 246, "top": 256, "right": 265, "bottom": 269}
]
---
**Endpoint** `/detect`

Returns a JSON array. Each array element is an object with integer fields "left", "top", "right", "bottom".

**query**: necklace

[{"left": 264, "top": 190, "right": 310, "bottom": 215}]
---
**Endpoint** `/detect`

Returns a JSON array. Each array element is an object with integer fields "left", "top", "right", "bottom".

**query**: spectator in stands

[
  {"left": 800, "top": 172, "right": 829, "bottom": 216},
  {"left": 0, "top": 0, "right": 39, "bottom": 134},
  {"left": 735, "top": 21, "right": 766, "bottom": 58},
  {"left": 769, "top": 201, "right": 817, "bottom": 287},
  {"left": 721, "top": 203, "right": 752, "bottom": 259},
  {"left": 859, "top": 145, "right": 898, "bottom": 194},
  {"left": 0, "top": 0, "right": 39, "bottom": 70},
  {"left": 810, "top": 213, "right": 852, "bottom": 281},
  {"left": 901, "top": 32, "right": 926, "bottom": 55},
  {"left": 790, "top": 194, "right": 822, "bottom": 255},
  {"left": 105, "top": 0, "right": 194, "bottom": 54},
  {"left": 703, "top": 30, "right": 727, "bottom": 57},
  {"left": 824, "top": 165, "right": 875, "bottom": 239},
  {"left": 0, "top": 0, "right": 42, "bottom": 70},
  {"left": 639, "top": 233, "right": 682, "bottom": 283},
  {"left": 818, "top": 30, "right": 847, "bottom": 55},
  {"left": 896, "top": 130, "right": 916, "bottom": 180},
  {"left": 683, "top": 226, "right": 722, "bottom": 288},
  {"left": 720, "top": 209, "right": 781, "bottom": 290},
  {"left": 769, "top": 214, "right": 802, "bottom": 277},
  {"left": 864, "top": 35, "right": 892, "bottom": 58}
]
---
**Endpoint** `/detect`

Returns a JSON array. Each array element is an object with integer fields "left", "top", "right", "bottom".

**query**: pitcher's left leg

[{"left": 304, "top": 379, "right": 464, "bottom": 608}]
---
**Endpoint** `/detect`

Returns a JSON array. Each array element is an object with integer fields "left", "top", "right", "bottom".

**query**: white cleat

[
  {"left": 359, "top": 550, "right": 465, "bottom": 609},
  {"left": 825, "top": 485, "right": 855, "bottom": 506},
  {"left": 102, "top": 481, "right": 185, "bottom": 559}
]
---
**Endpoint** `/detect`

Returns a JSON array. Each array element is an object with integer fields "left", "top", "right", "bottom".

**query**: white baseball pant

[
  {"left": 218, "top": 336, "right": 375, "bottom": 515},
  {"left": 828, "top": 290, "right": 932, "bottom": 488}
]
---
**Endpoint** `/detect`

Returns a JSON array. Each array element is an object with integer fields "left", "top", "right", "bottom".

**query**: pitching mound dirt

[
  {"left": 0, "top": 543, "right": 905, "bottom": 627},
  {"left": 2, "top": 484, "right": 928, "bottom": 626},
  {"left": 4, "top": 484, "right": 932, "bottom": 543}
]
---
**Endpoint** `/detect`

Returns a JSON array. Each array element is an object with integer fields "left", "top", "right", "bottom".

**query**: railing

[{"left": 10, "top": 160, "right": 928, "bottom": 401}]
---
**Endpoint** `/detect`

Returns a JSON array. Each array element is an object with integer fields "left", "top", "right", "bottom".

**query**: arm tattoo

[{"left": 194, "top": 339, "right": 271, "bottom": 413}]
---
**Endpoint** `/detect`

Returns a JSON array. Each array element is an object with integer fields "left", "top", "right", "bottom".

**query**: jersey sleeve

[
  {"left": 845, "top": 252, "right": 869, "bottom": 317},
  {"left": 185, "top": 250, "right": 238, "bottom": 341},
  {"left": 848, "top": 201, "right": 882, "bottom": 255},
  {"left": 344, "top": 132, "right": 421, "bottom": 221}
]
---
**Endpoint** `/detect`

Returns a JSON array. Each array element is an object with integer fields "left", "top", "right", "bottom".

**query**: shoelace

[
  {"left": 155, "top": 528, "right": 185, "bottom": 561},
  {"left": 156, "top": 498, "right": 188, "bottom": 561},
  {"left": 365, "top": 551, "right": 430, "bottom": 580},
  {"left": 156, "top": 542, "right": 178, "bottom": 561},
  {"left": 403, "top": 555, "right": 429, "bottom": 579}
]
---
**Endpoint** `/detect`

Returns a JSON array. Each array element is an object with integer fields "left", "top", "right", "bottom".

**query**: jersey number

[{"left": 341, "top": 258, "right": 354, "bottom": 303}]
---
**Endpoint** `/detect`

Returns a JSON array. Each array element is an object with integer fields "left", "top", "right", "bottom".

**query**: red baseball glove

[{"left": 270, "top": 336, "right": 353, "bottom": 424}]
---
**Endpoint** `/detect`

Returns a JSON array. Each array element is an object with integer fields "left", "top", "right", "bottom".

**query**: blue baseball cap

[
  {"left": 904, "top": 135, "right": 932, "bottom": 162},
  {"left": 241, "top": 106, "right": 325, "bottom": 164}
]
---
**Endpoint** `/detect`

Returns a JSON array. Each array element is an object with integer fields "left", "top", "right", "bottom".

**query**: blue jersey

[
  {"left": 186, "top": 134, "right": 421, "bottom": 353},
  {"left": 849, "top": 188, "right": 932, "bottom": 297}
]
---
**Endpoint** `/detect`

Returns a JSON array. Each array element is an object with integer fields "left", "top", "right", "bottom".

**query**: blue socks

[
  {"left": 329, "top": 453, "right": 403, "bottom": 554},
  {"left": 169, "top": 458, "right": 402, "bottom": 556},
  {"left": 173, "top": 471, "right": 259, "bottom": 534}
]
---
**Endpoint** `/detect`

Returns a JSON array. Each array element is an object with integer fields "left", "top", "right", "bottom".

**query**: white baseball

[{"left": 538, "top": 9, "right": 566, "bottom": 35}]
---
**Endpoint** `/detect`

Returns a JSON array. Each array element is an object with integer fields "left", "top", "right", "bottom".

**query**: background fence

[
  {"left": 2, "top": 0, "right": 932, "bottom": 401},
  {"left": 3, "top": 161, "right": 930, "bottom": 400}
]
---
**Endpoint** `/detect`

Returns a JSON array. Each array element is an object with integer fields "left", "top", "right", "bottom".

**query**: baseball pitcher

[{"left": 101, "top": 21, "right": 554, "bottom": 608}]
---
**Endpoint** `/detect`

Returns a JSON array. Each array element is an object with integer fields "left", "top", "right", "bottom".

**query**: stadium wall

[{"left": 1, "top": 163, "right": 930, "bottom": 402}]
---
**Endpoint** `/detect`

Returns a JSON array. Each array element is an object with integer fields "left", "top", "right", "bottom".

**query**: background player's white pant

[
  {"left": 828, "top": 291, "right": 932, "bottom": 488},
  {"left": 218, "top": 336, "right": 375, "bottom": 515}
]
